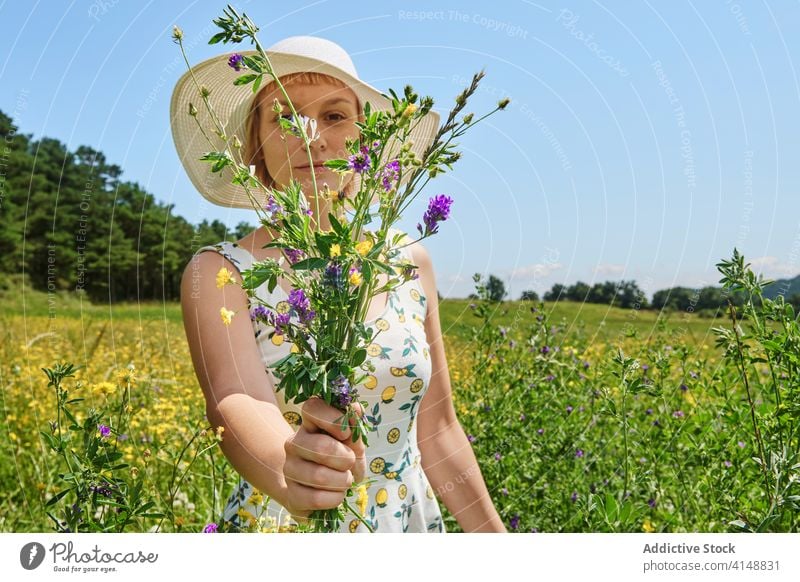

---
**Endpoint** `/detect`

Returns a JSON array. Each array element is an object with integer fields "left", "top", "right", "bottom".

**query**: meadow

[{"left": 1, "top": 250, "right": 797, "bottom": 533}]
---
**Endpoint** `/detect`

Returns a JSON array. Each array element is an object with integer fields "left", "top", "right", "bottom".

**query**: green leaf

[
  {"left": 328, "top": 213, "right": 346, "bottom": 237},
  {"left": 291, "top": 257, "right": 328, "bottom": 271},
  {"left": 352, "top": 349, "right": 367, "bottom": 367},
  {"left": 208, "top": 32, "right": 227, "bottom": 45},
  {"left": 322, "top": 158, "right": 350, "bottom": 172},
  {"left": 39, "top": 430, "right": 60, "bottom": 451},
  {"left": 233, "top": 73, "right": 258, "bottom": 86},
  {"left": 46, "top": 488, "right": 70, "bottom": 507},
  {"left": 252, "top": 74, "right": 263, "bottom": 94},
  {"left": 241, "top": 55, "right": 264, "bottom": 73}
]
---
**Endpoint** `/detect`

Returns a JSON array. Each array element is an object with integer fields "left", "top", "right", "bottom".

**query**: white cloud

[
  {"left": 747, "top": 256, "right": 799, "bottom": 279},
  {"left": 592, "top": 263, "right": 626, "bottom": 277},
  {"left": 509, "top": 262, "right": 564, "bottom": 281}
]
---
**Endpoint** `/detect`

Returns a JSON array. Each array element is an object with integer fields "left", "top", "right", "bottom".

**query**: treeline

[
  {"left": 480, "top": 275, "right": 800, "bottom": 314},
  {"left": 0, "top": 110, "right": 253, "bottom": 302}
]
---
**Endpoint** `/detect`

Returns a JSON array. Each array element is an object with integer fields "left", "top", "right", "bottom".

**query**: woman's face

[{"left": 256, "top": 78, "right": 360, "bottom": 194}]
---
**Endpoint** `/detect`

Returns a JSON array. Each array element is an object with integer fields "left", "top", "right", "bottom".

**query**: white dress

[{"left": 195, "top": 228, "right": 446, "bottom": 533}]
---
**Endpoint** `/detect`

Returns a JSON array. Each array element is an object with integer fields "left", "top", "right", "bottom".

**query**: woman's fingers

[
  {"left": 286, "top": 430, "right": 355, "bottom": 471},
  {"left": 284, "top": 481, "right": 348, "bottom": 513},
  {"left": 301, "top": 396, "right": 357, "bottom": 441},
  {"left": 284, "top": 455, "right": 354, "bottom": 492}
]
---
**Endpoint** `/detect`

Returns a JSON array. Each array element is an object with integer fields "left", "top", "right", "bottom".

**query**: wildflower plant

[
  {"left": 173, "top": 4, "right": 507, "bottom": 532},
  {"left": 39, "top": 363, "right": 164, "bottom": 532}
]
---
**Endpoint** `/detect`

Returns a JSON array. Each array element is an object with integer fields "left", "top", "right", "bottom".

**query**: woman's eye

[{"left": 327, "top": 112, "right": 347, "bottom": 122}]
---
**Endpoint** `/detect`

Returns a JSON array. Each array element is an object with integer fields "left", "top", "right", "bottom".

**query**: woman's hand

[{"left": 282, "top": 397, "right": 367, "bottom": 522}]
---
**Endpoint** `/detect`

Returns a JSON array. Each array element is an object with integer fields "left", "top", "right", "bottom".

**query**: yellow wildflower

[
  {"left": 355, "top": 239, "right": 373, "bottom": 257},
  {"left": 116, "top": 365, "right": 136, "bottom": 386},
  {"left": 220, "top": 307, "right": 235, "bottom": 326},
  {"left": 330, "top": 243, "right": 341, "bottom": 258},
  {"left": 642, "top": 518, "right": 655, "bottom": 533},
  {"left": 402, "top": 103, "right": 417, "bottom": 118},
  {"left": 216, "top": 267, "right": 236, "bottom": 289},
  {"left": 92, "top": 381, "right": 117, "bottom": 398},
  {"left": 215, "top": 426, "right": 225, "bottom": 441},
  {"left": 349, "top": 271, "right": 363, "bottom": 286},
  {"left": 356, "top": 484, "right": 369, "bottom": 517}
]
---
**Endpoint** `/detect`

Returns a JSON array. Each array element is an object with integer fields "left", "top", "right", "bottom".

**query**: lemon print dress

[{"left": 195, "top": 227, "right": 445, "bottom": 533}]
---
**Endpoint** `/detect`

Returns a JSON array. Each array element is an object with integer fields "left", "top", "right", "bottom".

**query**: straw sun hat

[{"left": 170, "top": 35, "right": 441, "bottom": 209}]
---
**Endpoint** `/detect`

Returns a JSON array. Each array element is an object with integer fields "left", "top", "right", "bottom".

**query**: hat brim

[{"left": 170, "top": 49, "right": 440, "bottom": 210}]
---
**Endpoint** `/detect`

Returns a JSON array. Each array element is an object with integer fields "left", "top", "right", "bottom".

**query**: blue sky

[{"left": 2, "top": 0, "right": 799, "bottom": 300}]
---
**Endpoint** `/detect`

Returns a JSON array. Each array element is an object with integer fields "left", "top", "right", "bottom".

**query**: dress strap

[{"left": 195, "top": 241, "right": 256, "bottom": 277}]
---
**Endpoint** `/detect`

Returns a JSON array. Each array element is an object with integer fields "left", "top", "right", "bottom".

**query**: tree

[
  {"left": 544, "top": 283, "right": 566, "bottom": 302},
  {"left": 485, "top": 274, "right": 507, "bottom": 302},
  {"left": 520, "top": 290, "right": 539, "bottom": 301},
  {"left": 566, "top": 281, "right": 590, "bottom": 302}
]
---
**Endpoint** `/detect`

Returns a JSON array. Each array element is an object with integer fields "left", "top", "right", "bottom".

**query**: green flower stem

[
  {"left": 248, "top": 34, "right": 321, "bottom": 226},
  {"left": 341, "top": 496, "right": 375, "bottom": 532},
  {"left": 726, "top": 299, "right": 773, "bottom": 506}
]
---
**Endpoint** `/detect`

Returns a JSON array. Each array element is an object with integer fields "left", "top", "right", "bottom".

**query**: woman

[{"left": 172, "top": 36, "right": 505, "bottom": 533}]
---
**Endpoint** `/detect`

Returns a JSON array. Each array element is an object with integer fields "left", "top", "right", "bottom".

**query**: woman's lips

[{"left": 295, "top": 164, "right": 328, "bottom": 173}]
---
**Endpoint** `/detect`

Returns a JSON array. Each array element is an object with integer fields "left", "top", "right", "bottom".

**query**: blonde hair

[{"left": 244, "top": 71, "right": 362, "bottom": 198}]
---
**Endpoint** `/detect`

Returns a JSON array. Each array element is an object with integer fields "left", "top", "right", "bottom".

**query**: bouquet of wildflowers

[{"left": 174, "top": 4, "right": 507, "bottom": 532}]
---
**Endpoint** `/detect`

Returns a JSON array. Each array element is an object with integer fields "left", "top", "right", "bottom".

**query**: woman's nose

[{"left": 311, "top": 130, "right": 327, "bottom": 151}]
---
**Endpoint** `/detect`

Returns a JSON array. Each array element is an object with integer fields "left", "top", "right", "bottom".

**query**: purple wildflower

[
  {"left": 90, "top": 481, "right": 114, "bottom": 497},
  {"left": 284, "top": 248, "right": 305, "bottom": 265},
  {"left": 494, "top": 452, "right": 502, "bottom": 461},
  {"left": 509, "top": 514, "right": 520, "bottom": 530},
  {"left": 545, "top": 374, "right": 555, "bottom": 381},
  {"left": 540, "top": 345, "right": 550, "bottom": 355},
  {"left": 537, "top": 428, "right": 544, "bottom": 434},
  {"left": 264, "top": 195, "right": 283, "bottom": 225},
  {"left": 228, "top": 54, "right": 245, "bottom": 71},
  {"left": 203, "top": 522, "right": 218, "bottom": 533},
  {"left": 648, "top": 498, "right": 657, "bottom": 508},
  {"left": 738, "top": 441, "right": 746, "bottom": 448},
  {"left": 323, "top": 261, "right": 345, "bottom": 291},
  {"left": 499, "top": 327, "right": 507, "bottom": 338},
  {"left": 98, "top": 424, "right": 111, "bottom": 438},
  {"left": 380, "top": 159, "right": 400, "bottom": 191},
  {"left": 519, "top": 413, "right": 526, "bottom": 421},
  {"left": 566, "top": 405, "right": 573, "bottom": 414},
  {"left": 723, "top": 460, "right": 732, "bottom": 468},
  {"left": 652, "top": 419, "right": 661, "bottom": 427},
  {"left": 264, "top": 310, "right": 291, "bottom": 336},
  {"left": 331, "top": 375, "right": 353, "bottom": 408},
  {"left": 641, "top": 364, "right": 649, "bottom": 372},
  {"left": 509, "top": 340, "right": 516, "bottom": 349},
  {"left": 250, "top": 305, "right": 269, "bottom": 322},
  {"left": 416, "top": 194, "right": 454, "bottom": 236},
  {"left": 287, "top": 288, "right": 315, "bottom": 323},
  {"left": 689, "top": 370, "right": 698, "bottom": 379},
  {"left": 467, "top": 434, "right": 476, "bottom": 443},
  {"left": 347, "top": 145, "right": 371, "bottom": 173},
  {"left": 501, "top": 487, "right": 509, "bottom": 496},
  {"left": 672, "top": 410, "right": 684, "bottom": 418},
  {"left": 571, "top": 491, "right": 578, "bottom": 503},
  {"left": 583, "top": 360, "right": 590, "bottom": 369},
  {"left": 645, "top": 408, "right": 653, "bottom": 415},
  {"left": 575, "top": 448, "right": 584, "bottom": 458}
]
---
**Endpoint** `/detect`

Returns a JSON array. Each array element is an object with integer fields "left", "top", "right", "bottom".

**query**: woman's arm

[
  {"left": 180, "top": 251, "right": 296, "bottom": 510},
  {"left": 181, "top": 252, "right": 364, "bottom": 520},
  {"left": 410, "top": 241, "right": 507, "bottom": 533}
]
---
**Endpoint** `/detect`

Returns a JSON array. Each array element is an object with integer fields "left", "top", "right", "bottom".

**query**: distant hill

[{"left": 762, "top": 274, "right": 800, "bottom": 301}]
